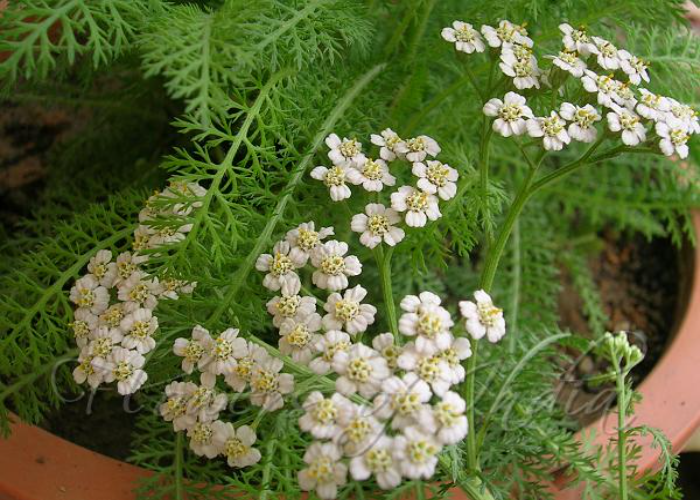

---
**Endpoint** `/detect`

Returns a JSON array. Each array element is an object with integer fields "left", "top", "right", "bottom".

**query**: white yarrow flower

[
  {"left": 526, "top": 111, "right": 571, "bottom": 151},
  {"left": 390, "top": 186, "right": 441, "bottom": 228},
  {"left": 285, "top": 222, "right": 334, "bottom": 266},
  {"left": 323, "top": 285, "right": 377, "bottom": 335},
  {"left": 559, "top": 103, "right": 601, "bottom": 143},
  {"left": 459, "top": 290, "right": 506, "bottom": 343},
  {"left": 581, "top": 71, "right": 623, "bottom": 109},
  {"left": 266, "top": 290, "right": 317, "bottom": 328},
  {"left": 347, "top": 157, "right": 396, "bottom": 192},
  {"left": 311, "top": 165, "right": 353, "bottom": 202},
  {"left": 215, "top": 423, "right": 262, "bottom": 468},
  {"left": 309, "top": 330, "right": 352, "bottom": 375},
  {"left": 119, "top": 308, "right": 159, "bottom": 354},
  {"left": 394, "top": 135, "right": 441, "bottom": 162},
  {"left": 310, "top": 240, "right": 362, "bottom": 291},
  {"left": 483, "top": 92, "right": 534, "bottom": 137},
  {"left": 413, "top": 160, "right": 458, "bottom": 200},
  {"left": 592, "top": 36, "right": 622, "bottom": 70},
  {"left": 441, "top": 21, "right": 485, "bottom": 54},
  {"left": 499, "top": 50, "right": 540, "bottom": 90},
  {"left": 160, "top": 381, "right": 198, "bottom": 431},
  {"left": 417, "top": 391, "right": 468, "bottom": 445},
  {"left": 249, "top": 354, "right": 294, "bottom": 412},
  {"left": 607, "top": 107, "right": 646, "bottom": 146},
  {"left": 372, "top": 332, "right": 401, "bottom": 370},
  {"left": 278, "top": 312, "right": 323, "bottom": 364},
  {"left": 393, "top": 426, "right": 442, "bottom": 479},
  {"left": 550, "top": 50, "right": 586, "bottom": 78},
  {"left": 636, "top": 89, "right": 671, "bottom": 121},
  {"left": 370, "top": 128, "right": 405, "bottom": 162},
  {"left": 656, "top": 118, "right": 691, "bottom": 159},
  {"left": 298, "top": 442, "right": 347, "bottom": 500},
  {"left": 173, "top": 324, "right": 214, "bottom": 374},
  {"left": 299, "top": 391, "right": 346, "bottom": 439},
  {"left": 333, "top": 343, "right": 390, "bottom": 398},
  {"left": 116, "top": 271, "right": 162, "bottom": 310},
  {"left": 70, "top": 275, "right": 110, "bottom": 315},
  {"left": 326, "top": 133, "right": 366, "bottom": 168},
  {"left": 187, "top": 420, "right": 226, "bottom": 459},
  {"left": 666, "top": 98, "right": 700, "bottom": 134},
  {"left": 481, "top": 20, "right": 533, "bottom": 48},
  {"left": 205, "top": 328, "right": 248, "bottom": 376},
  {"left": 186, "top": 375, "right": 228, "bottom": 423},
  {"left": 397, "top": 342, "right": 452, "bottom": 396},
  {"left": 559, "top": 23, "right": 597, "bottom": 56},
  {"left": 373, "top": 372, "right": 432, "bottom": 430},
  {"left": 619, "top": 51, "right": 650, "bottom": 85},
  {"left": 351, "top": 203, "right": 405, "bottom": 249},
  {"left": 92, "top": 346, "right": 147, "bottom": 395},
  {"left": 256, "top": 240, "right": 302, "bottom": 294},
  {"left": 349, "top": 436, "right": 402, "bottom": 489},
  {"left": 87, "top": 250, "right": 115, "bottom": 288}
]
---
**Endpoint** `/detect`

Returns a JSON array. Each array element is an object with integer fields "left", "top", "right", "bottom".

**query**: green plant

[{"left": 1, "top": 1, "right": 698, "bottom": 499}]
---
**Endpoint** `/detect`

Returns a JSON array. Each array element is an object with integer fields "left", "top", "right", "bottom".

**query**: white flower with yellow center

[
  {"left": 160, "top": 381, "right": 197, "bottom": 431},
  {"left": 437, "top": 335, "right": 472, "bottom": 384},
  {"left": 550, "top": 50, "right": 586, "bottom": 78},
  {"left": 413, "top": 160, "right": 459, "bottom": 200},
  {"left": 161, "top": 180, "right": 207, "bottom": 216},
  {"left": 187, "top": 420, "right": 226, "bottom": 459},
  {"left": 173, "top": 325, "right": 214, "bottom": 374},
  {"left": 299, "top": 391, "right": 347, "bottom": 439},
  {"left": 120, "top": 308, "right": 158, "bottom": 354},
  {"left": 592, "top": 36, "right": 622, "bottom": 70},
  {"left": 394, "top": 135, "right": 441, "bottom": 163},
  {"left": 373, "top": 372, "right": 432, "bottom": 430},
  {"left": 322, "top": 285, "right": 377, "bottom": 335},
  {"left": 349, "top": 436, "right": 402, "bottom": 489},
  {"left": 393, "top": 426, "right": 442, "bottom": 479},
  {"left": 559, "top": 103, "right": 601, "bottom": 143},
  {"left": 70, "top": 308, "right": 98, "bottom": 348},
  {"left": 619, "top": 51, "right": 649, "bottom": 85},
  {"left": 581, "top": 71, "right": 623, "bottom": 109},
  {"left": 311, "top": 164, "right": 353, "bottom": 202},
  {"left": 116, "top": 271, "right": 162, "bottom": 310},
  {"left": 459, "top": 289, "right": 506, "bottom": 343},
  {"left": 92, "top": 347, "right": 147, "bottom": 395},
  {"left": 73, "top": 347, "right": 103, "bottom": 388},
  {"left": 70, "top": 275, "right": 110, "bottom": 315},
  {"left": 351, "top": 203, "right": 405, "bottom": 249},
  {"left": 186, "top": 374, "right": 228, "bottom": 422},
  {"left": 310, "top": 330, "right": 352, "bottom": 375},
  {"left": 417, "top": 391, "right": 468, "bottom": 445},
  {"left": 526, "top": 111, "right": 571, "bottom": 151},
  {"left": 285, "top": 222, "right": 334, "bottom": 266},
  {"left": 256, "top": 240, "right": 302, "bottom": 294},
  {"left": 103, "top": 251, "right": 148, "bottom": 288},
  {"left": 656, "top": 118, "right": 691, "bottom": 159},
  {"left": 131, "top": 225, "right": 151, "bottom": 252},
  {"left": 249, "top": 352, "right": 295, "bottom": 412},
  {"left": 499, "top": 49, "right": 540, "bottom": 90},
  {"left": 266, "top": 290, "right": 317, "bottom": 328},
  {"left": 159, "top": 277, "right": 196, "bottom": 300},
  {"left": 370, "top": 128, "right": 405, "bottom": 161},
  {"left": 481, "top": 20, "right": 533, "bottom": 48},
  {"left": 225, "top": 341, "right": 263, "bottom": 392},
  {"left": 559, "top": 23, "right": 597, "bottom": 56},
  {"left": 278, "top": 312, "right": 322, "bottom": 364},
  {"left": 483, "top": 91, "right": 534, "bottom": 137},
  {"left": 372, "top": 332, "right": 401, "bottom": 370},
  {"left": 665, "top": 98, "right": 700, "bottom": 134},
  {"left": 399, "top": 291, "right": 453, "bottom": 352},
  {"left": 334, "top": 400, "right": 382, "bottom": 456},
  {"left": 332, "top": 343, "right": 390, "bottom": 398},
  {"left": 87, "top": 250, "right": 115, "bottom": 288},
  {"left": 441, "top": 21, "right": 485, "bottom": 54},
  {"left": 214, "top": 423, "right": 261, "bottom": 468},
  {"left": 347, "top": 157, "right": 396, "bottom": 192},
  {"left": 202, "top": 327, "right": 248, "bottom": 376},
  {"left": 396, "top": 342, "right": 452, "bottom": 396},
  {"left": 144, "top": 219, "right": 193, "bottom": 249},
  {"left": 607, "top": 107, "right": 646, "bottom": 146},
  {"left": 99, "top": 302, "right": 135, "bottom": 330},
  {"left": 310, "top": 240, "right": 362, "bottom": 291},
  {"left": 391, "top": 186, "right": 441, "bottom": 228},
  {"left": 298, "top": 442, "right": 347, "bottom": 500},
  {"left": 86, "top": 326, "right": 123, "bottom": 359},
  {"left": 636, "top": 89, "right": 671, "bottom": 121},
  {"left": 326, "top": 133, "right": 366, "bottom": 168}
]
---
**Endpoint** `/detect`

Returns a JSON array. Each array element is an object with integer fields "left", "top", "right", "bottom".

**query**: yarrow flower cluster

[
  {"left": 443, "top": 19, "right": 697, "bottom": 157},
  {"left": 68, "top": 181, "right": 203, "bottom": 394}
]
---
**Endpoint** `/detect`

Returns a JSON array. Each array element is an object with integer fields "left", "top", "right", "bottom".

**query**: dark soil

[{"left": 557, "top": 229, "right": 691, "bottom": 427}]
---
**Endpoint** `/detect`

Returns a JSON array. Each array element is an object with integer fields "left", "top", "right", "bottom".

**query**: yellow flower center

[
  {"left": 251, "top": 369, "right": 278, "bottom": 393},
  {"left": 308, "top": 457, "right": 335, "bottom": 483},
  {"left": 362, "top": 159, "right": 384, "bottom": 181},
  {"left": 225, "top": 438, "right": 249, "bottom": 459},
  {"left": 418, "top": 312, "right": 442, "bottom": 338},
  {"left": 434, "top": 402, "right": 460, "bottom": 427},
  {"left": 381, "top": 345, "right": 399, "bottom": 369},
  {"left": 417, "top": 356, "right": 441, "bottom": 383},
  {"left": 367, "top": 214, "right": 390, "bottom": 236},
  {"left": 339, "top": 139, "right": 360, "bottom": 158},
  {"left": 324, "top": 166, "right": 346, "bottom": 187},
  {"left": 542, "top": 116, "right": 565, "bottom": 137},
  {"left": 92, "top": 263, "right": 107, "bottom": 279},
  {"left": 345, "top": 417, "right": 371, "bottom": 443},
  {"left": 406, "top": 190, "right": 429, "bottom": 212},
  {"left": 130, "top": 320, "right": 152, "bottom": 339},
  {"left": 322, "top": 341, "right": 350, "bottom": 362},
  {"left": 455, "top": 25, "right": 475, "bottom": 43},
  {"left": 335, "top": 299, "right": 359, "bottom": 321},
  {"left": 286, "top": 324, "right": 311, "bottom": 348},
  {"left": 297, "top": 228, "right": 319, "bottom": 250},
  {"left": 271, "top": 252, "right": 294, "bottom": 276},
  {"left": 312, "top": 399, "right": 338, "bottom": 424},
  {"left": 129, "top": 283, "right": 150, "bottom": 304},
  {"left": 347, "top": 358, "right": 372, "bottom": 383},
  {"left": 406, "top": 137, "right": 426, "bottom": 152},
  {"left": 426, "top": 162, "right": 450, "bottom": 187},
  {"left": 392, "top": 391, "right": 421, "bottom": 415},
  {"left": 70, "top": 320, "right": 91, "bottom": 340},
  {"left": 276, "top": 295, "right": 300, "bottom": 317},
  {"left": 321, "top": 254, "right": 346, "bottom": 276},
  {"left": 117, "top": 261, "right": 137, "bottom": 279},
  {"left": 618, "top": 112, "right": 640, "bottom": 130},
  {"left": 100, "top": 306, "right": 124, "bottom": 328},
  {"left": 192, "top": 422, "right": 213, "bottom": 444},
  {"left": 184, "top": 341, "right": 204, "bottom": 363},
  {"left": 77, "top": 288, "right": 95, "bottom": 308},
  {"left": 499, "top": 103, "right": 524, "bottom": 122},
  {"left": 233, "top": 356, "right": 255, "bottom": 381},
  {"left": 366, "top": 448, "right": 393, "bottom": 472},
  {"left": 574, "top": 108, "right": 597, "bottom": 128},
  {"left": 407, "top": 439, "right": 438, "bottom": 464},
  {"left": 93, "top": 337, "right": 114, "bottom": 357},
  {"left": 477, "top": 302, "right": 502, "bottom": 327},
  {"left": 214, "top": 337, "right": 234, "bottom": 360},
  {"left": 114, "top": 360, "right": 134, "bottom": 381}
]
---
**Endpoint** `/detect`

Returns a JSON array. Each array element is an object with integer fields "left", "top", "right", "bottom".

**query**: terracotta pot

[{"left": 1, "top": 212, "right": 700, "bottom": 500}]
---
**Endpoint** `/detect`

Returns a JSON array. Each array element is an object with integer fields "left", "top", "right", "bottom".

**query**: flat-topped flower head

[
  {"left": 349, "top": 436, "right": 402, "bottom": 490},
  {"left": 391, "top": 186, "right": 441, "bottom": 228},
  {"left": 459, "top": 290, "right": 506, "bottom": 343},
  {"left": 347, "top": 157, "right": 396, "bottom": 192},
  {"left": 326, "top": 133, "right": 366, "bottom": 168},
  {"left": 249, "top": 354, "right": 294, "bottom": 411},
  {"left": 333, "top": 343, "right": 390, "bottom": 398},
  {"left": 70, "top": 275, "right": 110, "bottom": 315},
  {"left": 656, "top": 118, "right": 691, "bottom": 159},
  {"left": 120, "top": 308, "right": 158, "bottom": 354},
  {"left": 173, "top": 325, "right": 214, "bottom": 374},
  {"left": 499, "top": 50, "right": 540, "bottom": 89},
  {"left": 550, "top": 50, "right": 586, "bottom": 78},
  {"left": 160, "top": 381, "right": 198, "bottom": 431},
  {"left": 73, "top": 347, "right": 103, "bottom": 388},
  {"left": 334, "top": 401, "right": 382, "bottom": 455},
  {"left": 395, "top": 135, "right": 441, "bottom": 162},
  {"left": 394, "top": 426, "right": 442, "bottom": 480},
  {"left": 214, "top": 423, "right": 262, "bottom": 468},
  {"left": 397, "top": 342, "right": 452, "bottom": 396},
  {"left": 481, "top": 20, "right": 533, "bottom": 48},
  {"left": 267, "top": 290, "right": 317, "bottom": 328},
  {"left": 310, "top": 240, "right": 362, "bottom": 291},
  {"left": 225, "top": 341, "right": 263, "bottom": 392},
  {"left": 441, "top": 21, "right": 485, "bottom": 54},
  {"left": 298, "top": 442, "right": 347, "bottom": 500},
  {"left": 370, "top": 128, "right": 405, "bottom": 162},
  {"left": 310, "top": 330, "right": 352, "bottom": 375},
  {"left": 351, "top": 204, "right": 405, "bottom": 249},
  {"left": 278, "top": 312, "right": 322, "bottom": 364},
  {"left": 311, "top": 165, "right": 352, "bottom": 201},
  {"left": 323, "top": 285, "right": 377, "bottom": 335},
  {"left": 92, "top": 347, "right": 147, "bottom": 395},
  {"left": 399, "top": 302, "right": 453, "bottom": 353},
  {"left": 636, "top": 89, "right": 671, "bottom": 121},
  {"left": 607, "top": 107, "right": 646, "bottom": 146},
  {"left": 372, "top": 332, "right": 401, "bottom": 370},
  {"left": 559, "top": 23, "right": 597, "bottom": 56},
  {"left": 666, "top": 98, "right": 700, "bottom": 134},
  {"left": 186, "top": 374, "right": 228, "bottom": 422},
  {"left": 106, "top": 251, "right": 148, "bottom": 287},
  {"left": 117, "top": 271, "right": 162, "bottom": 310},
  {"left": 592, "top": 36, "right": 621, "bottom": 70},
  {"left": 285, "top": 222, "right": 334, "bottom": 266},
  {"left": 559, "top": 103, "right": 601, "bottom": 143},
  {"left": 187, "top": 420, "right": 226, "bottom": 459},
  {"left": 87, "top": 250, "right": 115, "bottom": 288},
  {"left": 98, "top": 303, "right": 134, "bottom": 330},
  {"left": 373, "top": 372, "right": 432, "bottom": 430},
  {"left": 299, "top": 391, "right": 347, "bottom": 439},
  {"left": 483, "top": 92, "right": 534, "bottom": 137},
  {"left": 256, "top": 240, "right": 302, "bottom": 294},
  {"left": 85, "top": 326, "right": 123, "bottom": 361},
  {"left": 417, "top": 391, "right": 468, "bottom": 445},
  {"left": 614, "top": 81, "right": 638, "bottom": 110},
  {"left": 581, "top": 71, "right": 624, "bottom": 109},
  {"left": 412, "top": 160, "right": 458, "bottom": 200},
  {"left": 70, "top": 308, "right": 98, "bottom": 348},
  {"left": 619, "top": 52, "right": 649, "bottom": 85},
  {"left": 204, "top": 328, "right": 248, "bottom": 376},
  {"left": 527, "top": 111, "right": 571, "bottom": 151}
]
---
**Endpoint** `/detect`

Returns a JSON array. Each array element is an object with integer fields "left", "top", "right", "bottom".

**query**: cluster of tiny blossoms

[
  {"left": 312, "top": 130, "right": 458, "bottom": 236},
  {"left": 442, "top": 20, "right": 697, "bottom": 156},
  {"left": 68, "top": 182, "right": 202, "bottom": 395}
]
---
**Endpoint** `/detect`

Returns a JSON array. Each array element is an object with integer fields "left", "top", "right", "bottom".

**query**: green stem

[
  {"left": 375, "top": 245, "right": 399, "bottom": 339},
  {"left": 616, "top": 365, "right": 629, "bottom": 500},
  {"left": 464, "top": 337, "right": 480, "bottom": 471},
  {"left": 174, "top": 431, "right": 184, "bottom": 500},
  {"left": 479, "top": 122, "right": 495, "bottom": 247}
]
